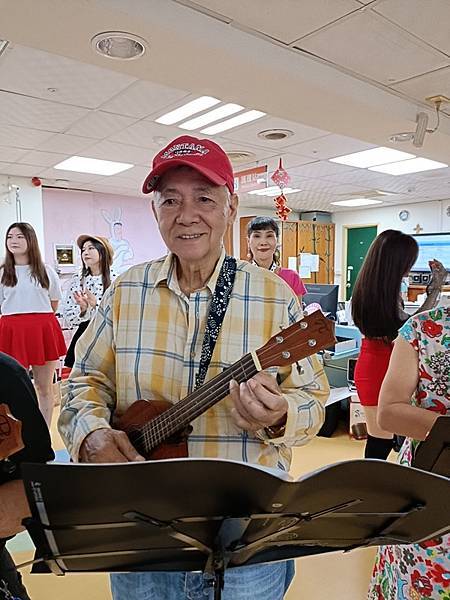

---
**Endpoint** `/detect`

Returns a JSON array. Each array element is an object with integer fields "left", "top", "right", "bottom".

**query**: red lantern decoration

[
  {"left": 271, "top": 158, "right": 291, "bottom": 189},
  {"left": 274, "top": 193, "right": 292, "bottom": 221},
  {"left": 271, "top": 158, "right": 292, "bottom": 220},
  {"left": 31, "top": 177, "right": 42, "bottom": 187}
]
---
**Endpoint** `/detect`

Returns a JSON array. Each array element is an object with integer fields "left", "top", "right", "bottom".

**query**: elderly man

[{"left": 59, "top": 135, "right": 329, "bottom": 600}]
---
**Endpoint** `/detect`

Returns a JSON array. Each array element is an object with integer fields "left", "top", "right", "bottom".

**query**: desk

[
  {"left": 408, "top": 285, "right": 450, "bottom": 302},
  {"left": 326, "top": 386, "right": 352, "bottom": 407}
]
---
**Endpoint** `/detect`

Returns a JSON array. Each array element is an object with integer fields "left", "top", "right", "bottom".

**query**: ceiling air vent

[
  {"left": 226, "top": 151, "right": 256, "bottom": 164},
  {"left": 257, "top": 129, "right": 294, "bottom": 141}
]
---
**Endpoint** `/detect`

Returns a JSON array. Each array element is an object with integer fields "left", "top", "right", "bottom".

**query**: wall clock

[{"left": 399, "top": 210, "right": 410, "bottom": 222}]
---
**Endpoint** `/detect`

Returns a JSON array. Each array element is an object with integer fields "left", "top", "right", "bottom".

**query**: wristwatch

[{"left": 265, "top": 418, "right": 287, "bottom": 439}]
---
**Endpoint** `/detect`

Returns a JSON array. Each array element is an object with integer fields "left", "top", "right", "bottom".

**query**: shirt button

[{"left": 190, "top": 351, "right": 196, "bottom": 359}]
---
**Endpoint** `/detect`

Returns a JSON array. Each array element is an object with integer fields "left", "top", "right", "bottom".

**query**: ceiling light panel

[
  {"left": 155, "top": 96, "right": 220, "bottom": 125},
  {"left": 201, "top": 110, "right": 266, "bottom": 135},
  {"left": 54, "top": 156, "right": 133, "bottom": 176},
  {"left": 369, "top": 158, "right": 448, "bottom": 175},
  {"left": 179, "top": 104, "right": 244, "bottom": 130},
  {"left": 330, "top": 147, "right": 415, "bottom": 168},
  {"left": 331, "top": 198, "right": 383, "bottom": 207},
  {"left": 248, "top": 186, "right": 301, "bottom": 196}
]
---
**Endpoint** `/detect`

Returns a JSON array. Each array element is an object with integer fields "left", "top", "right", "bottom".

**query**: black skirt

[{"left": 64, "top": 321, "right": 90, "bottom": 368}]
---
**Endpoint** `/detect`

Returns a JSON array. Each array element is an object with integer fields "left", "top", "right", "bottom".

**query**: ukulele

[{"left": 115, "top": 310, "right": 335, "bottom": 460}]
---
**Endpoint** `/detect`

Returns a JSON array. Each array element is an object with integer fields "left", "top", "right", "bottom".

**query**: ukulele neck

[{"left": 141, "top": 353, "right": 258, "bottom": 452}]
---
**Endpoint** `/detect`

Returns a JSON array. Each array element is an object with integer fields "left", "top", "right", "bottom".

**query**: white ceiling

[{"left": 0, "top": 0, "right": 449, "bottom": 213}]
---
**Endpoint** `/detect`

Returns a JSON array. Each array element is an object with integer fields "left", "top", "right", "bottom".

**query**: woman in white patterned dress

[{"left": 63, "top": 235, "right": 116, "bottom": 367}]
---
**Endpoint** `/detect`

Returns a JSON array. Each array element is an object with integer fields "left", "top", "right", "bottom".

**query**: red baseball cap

[{"left": 142, "top": 135, "right": 235, "bottom": 195}]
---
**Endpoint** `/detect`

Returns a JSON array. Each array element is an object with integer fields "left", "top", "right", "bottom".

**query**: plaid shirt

[{"left": 59, "top": 251, "right": 329, "bottom": 470}]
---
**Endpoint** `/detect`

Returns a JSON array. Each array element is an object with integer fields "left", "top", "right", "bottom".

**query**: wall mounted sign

[{"left": 234, "top": 165, "right": 267, "bottom": 193}]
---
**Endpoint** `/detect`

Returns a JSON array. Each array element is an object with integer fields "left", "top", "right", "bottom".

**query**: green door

[{"left": 346, "top": 226, "right": 378, "bottom": 300}]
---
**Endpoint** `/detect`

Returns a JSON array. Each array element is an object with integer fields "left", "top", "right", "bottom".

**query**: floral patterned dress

[{"left": 368, "top": 306, "right": 450, "bottom": 600}]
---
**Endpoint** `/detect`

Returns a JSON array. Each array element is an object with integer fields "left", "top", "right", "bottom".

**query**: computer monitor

[
  {"left": 411, "top": 232, "right": 450, "bottom": 272},
  {"left": 303, "top": 284, "right": 339, "bottom": 319}
]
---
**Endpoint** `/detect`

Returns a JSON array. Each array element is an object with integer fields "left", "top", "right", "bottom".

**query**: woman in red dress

[{"left": 351, "top": 229, "right": 446, "bottom": 459}]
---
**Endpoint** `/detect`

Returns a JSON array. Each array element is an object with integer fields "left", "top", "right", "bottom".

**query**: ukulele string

[
  {"left": 135, "top": 321, "right": 326, "bottom": 450},
  {"left": 133, "top": 320, "right": 324, "bottom": 450},
  {"left": 136, "top": 353, "right": 257, "bottom": 449}
]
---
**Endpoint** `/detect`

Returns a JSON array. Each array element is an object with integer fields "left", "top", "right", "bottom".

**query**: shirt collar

[{"left": 154, "top": 248, "right": 226, "bottom": 295}]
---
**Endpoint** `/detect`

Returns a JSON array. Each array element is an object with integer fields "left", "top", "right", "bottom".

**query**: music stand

[
  {"left": 413, "top": 415, "right": 450, "bottom": 477},
  {"left": 21, "top": 458, "right": 450, "bottom": 600}
]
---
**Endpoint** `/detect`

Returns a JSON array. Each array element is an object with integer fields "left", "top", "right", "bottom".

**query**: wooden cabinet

[
  {"left": 295, "top": 221, "right": 335, "bottom": 284},
  {"left": 280, "top": 221, "right": 335, "bottom": 284},
  {"left": 239, "top": 216, "right": 255, "bottom": 260},
  {"left": 408, "top": 285, "right": 450, "bottom": 302}
]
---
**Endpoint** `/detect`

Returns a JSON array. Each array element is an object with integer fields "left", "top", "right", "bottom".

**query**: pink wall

[{"left": 43, "top": 188, "right": 167, "bottom": 272}]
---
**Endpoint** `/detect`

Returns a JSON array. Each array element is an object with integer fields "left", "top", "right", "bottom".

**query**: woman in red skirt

[
  {"left": 351, "top": 229, "right": 446, "bottom": 459},
  {"left": 0, "top": 222, "right": 66, "bottom": 426}
]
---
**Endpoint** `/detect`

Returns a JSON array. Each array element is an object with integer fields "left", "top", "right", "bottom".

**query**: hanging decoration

[{"left": 271, "top": 158, "right": 292, "bottom": 221}]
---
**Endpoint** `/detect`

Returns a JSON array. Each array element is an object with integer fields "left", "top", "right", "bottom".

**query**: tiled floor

[{"left": 10, "top": 411, "right": 378, "bottom": 599}]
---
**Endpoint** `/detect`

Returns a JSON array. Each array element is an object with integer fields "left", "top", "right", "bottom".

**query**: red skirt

[
  {"left": 354, "top": 338, "right": 393, "bottom": 407},
  {"left": 0, "top": 313, "right": 66, "bottom": 369}
]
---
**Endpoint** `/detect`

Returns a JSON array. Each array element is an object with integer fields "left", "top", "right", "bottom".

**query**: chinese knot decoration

[{"left": 271, "top": 158, "right": 292, "bottom": 221}]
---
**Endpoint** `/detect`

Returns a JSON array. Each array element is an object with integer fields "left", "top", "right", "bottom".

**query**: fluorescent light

[
  {"left": 201, "top": 110, "right": 266, "bottom": 134},
  {"left": 54, "top": 156, "right": 133, "bottom": 176},
  {"left": 248, "top": 186, "right": 301, "bottom": 196},
  {"left": 179, "top": 103, "right": 244, "bottom": 130},
  {"left": 155, "top": 96, "right": 220, "bottom": 125},
  {"left": 330, "top": 147, "right": 415, "bottom": 168},
  {"left": 369, "top": 157, "right": 448, "bottom": 175},
  {"left": 331, "top": 198, "right": 383, "bottom": 207}
]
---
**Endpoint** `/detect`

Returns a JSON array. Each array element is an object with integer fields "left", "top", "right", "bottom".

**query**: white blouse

[
  {"left": 63, "top": 269, "right": 117, "bottom": 327},
  {"left": 0, "top": 264, "right": 62, "bottom": 315}
]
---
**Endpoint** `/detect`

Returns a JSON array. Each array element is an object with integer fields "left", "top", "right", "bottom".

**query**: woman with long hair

[
  {"left": 351, "top": 229, "right": 446, "bottom": 459},
  {"left": 247, "top": 216, "right": 307, "bottom": 299},
  {"left": 63, "top": 235, "right": 115, "bottom": 368},
  {"left": 0, "top": 222, "right": 66, "bottom": 425}
]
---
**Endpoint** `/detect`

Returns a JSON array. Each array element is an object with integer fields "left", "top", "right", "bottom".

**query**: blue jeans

[{"left": 110, "top": 561, "right": 295, "bottom": 600}]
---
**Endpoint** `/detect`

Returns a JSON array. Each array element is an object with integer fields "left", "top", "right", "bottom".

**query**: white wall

[
  {"left": 0, "top": 175, "right": 44, "bottom": 261},
  {"left": 332, "top": 199, "right": 450, "bottom": 296}
]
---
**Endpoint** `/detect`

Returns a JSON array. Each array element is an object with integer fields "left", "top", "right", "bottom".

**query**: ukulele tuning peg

[
  {"left": 300, "top": 322, "right": 308, "bottom": 329},
  {"left": 308, "top": 339, "right": 317, "bottom": 347}
]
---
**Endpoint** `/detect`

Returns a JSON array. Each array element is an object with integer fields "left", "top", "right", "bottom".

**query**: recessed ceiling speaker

[
  {"left": 91, "top": 31, "right": 147, "bottom": 60},
  {"left": 257, "top": 129, "right": 294, "bottom": 141},
  {"left": 226, "top": 151, "right": 256, "bottom": 163}
]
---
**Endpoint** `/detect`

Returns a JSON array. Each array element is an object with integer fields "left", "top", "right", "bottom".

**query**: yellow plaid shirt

[{"left": 59, "top": 251, "right": 329, "bottom": 471}]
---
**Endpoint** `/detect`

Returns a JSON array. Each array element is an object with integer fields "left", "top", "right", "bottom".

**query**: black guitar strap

[{"left": 195, "top": 256, "right": 237, "bottom": 390}]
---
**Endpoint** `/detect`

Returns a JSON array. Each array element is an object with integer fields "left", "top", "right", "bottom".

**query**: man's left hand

[{"left": 229, "top": 372, "right": 288, "bottom": 433}]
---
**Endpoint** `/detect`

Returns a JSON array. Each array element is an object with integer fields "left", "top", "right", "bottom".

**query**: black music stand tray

[
  {"left": 21, "top": 458, "right": 450, "bottom": 600},
  {"left": 413, "top": 415, "right": 450, "bottom": 477}
]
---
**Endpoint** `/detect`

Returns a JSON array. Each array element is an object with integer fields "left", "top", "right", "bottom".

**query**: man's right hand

[{"left": 79, "top": 428, "right": 145, "bottom": 463}]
